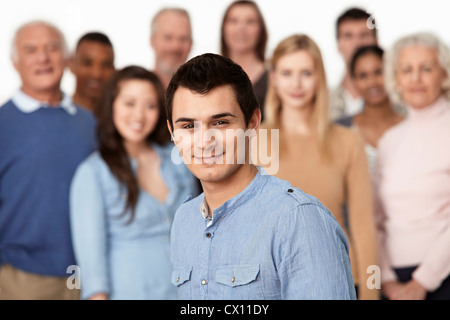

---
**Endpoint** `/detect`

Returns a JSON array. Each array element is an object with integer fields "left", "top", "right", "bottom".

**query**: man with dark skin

[{"left": 69, "top": 32, "right": 115, "bottom": 112}]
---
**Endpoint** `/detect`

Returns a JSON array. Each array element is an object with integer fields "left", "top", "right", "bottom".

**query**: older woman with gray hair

[{"left": 374, "top": 32, "right": 450, "bottom": 300}]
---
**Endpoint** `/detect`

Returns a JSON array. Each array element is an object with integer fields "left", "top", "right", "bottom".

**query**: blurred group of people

[{"left": 0, "top": 1, "right": 449, "bottom": 301}]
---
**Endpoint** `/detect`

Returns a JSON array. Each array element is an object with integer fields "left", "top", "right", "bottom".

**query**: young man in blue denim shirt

[{"left": 165, "top": 53, "right": 356, "bottom": 300}]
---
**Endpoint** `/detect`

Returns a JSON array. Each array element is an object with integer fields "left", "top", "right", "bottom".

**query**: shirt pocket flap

[
  {"left": 215, "top": 264, "right": 260, "bottom": 287},
  {"left": 171, "top": 266, "right": 192, "bottom": 286}
]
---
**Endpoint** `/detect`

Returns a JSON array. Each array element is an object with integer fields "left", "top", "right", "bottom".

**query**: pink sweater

[{"left": 374, "top": 95, "right": 450, "bottom": 291}]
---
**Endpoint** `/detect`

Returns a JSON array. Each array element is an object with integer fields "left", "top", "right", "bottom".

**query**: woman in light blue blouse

[{"left": 69, "top": 66, "right": 199, "bottom": 300}]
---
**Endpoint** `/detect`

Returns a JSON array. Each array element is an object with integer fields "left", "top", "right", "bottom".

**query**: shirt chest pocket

[
  {"left": 171, "top": 265, "right": 192, "bottom": 299},
  {"left": 215, "top": 264, "right": 263, "bottom": 299}
]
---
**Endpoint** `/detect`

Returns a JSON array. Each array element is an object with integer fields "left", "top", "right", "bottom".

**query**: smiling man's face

[
  {"left": 13, "top": 23, "right": 66, "bottom": 96},
  {"left": 170, "top": 84, "right": 258, "bottom": 183},
  {"left": 70, "top": 40, "right": 115, "bottom": 104}
]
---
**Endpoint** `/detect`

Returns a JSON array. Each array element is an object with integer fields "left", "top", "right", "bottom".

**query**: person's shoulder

[
  {"left": 335, "top": 115, "right": 354, "bottom": 127},
  {"left": 72, "top": 151, "right": 119, "bottom": 191},
  {"left": 0, "top": 99, "right": 16, "bottom": 115},
  {"left": 177, "top": 192, "right": 203, "bottom": 211},
  {"left": 261, "top": 173, "right": 327, "bottom": 211},
  {"left": 0, "top": 100, "right": 15, "bottom": 127},
  {"left": 78, "top": 150, "right": 106, "bottom": 171},
  {"left": 330, "top": 123, "right": 363, "bottom": 146},
  {"left": 155, "top": 141, "right": 175, "bottom": 158},
  {"left": 0, "top": 98, "right": 12, "bottom": 108},
  {"left": 330, "top": 124, "right": 368, "bottom": 164},
  {"left": 261, "top": 174, "right": 338, "bottom": 227},
  {"left": 75, "top": 151, "right": 107, "bottom": 176},
  {"left": 73, "top": 104, "right": 96, "bottom": 122},
  {"left": 378, "top": 118, "right": 407, "bottom": 151},
  {"left": 76, "top": 106, "right": 95, "bottom": 119},
  {"left": 172, "top": 192, "right": 204, "bottom": 226}
]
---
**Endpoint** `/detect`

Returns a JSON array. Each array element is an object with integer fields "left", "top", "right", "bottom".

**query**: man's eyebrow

[
  {"left": 211, "top": 112, "right": 236, "bottom": 119},
  {"left": 175, "top": 117, "right": 194, "bottom": 123},
  {"left": 174, "top": 113, "right": 236, "bottom": 123}
]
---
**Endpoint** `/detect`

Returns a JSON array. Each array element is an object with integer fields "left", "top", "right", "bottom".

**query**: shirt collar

[
  {"left": 12, "top": 89, "right": 77, "bottom": 115},
  {"left": 200, "top": 198, "right": 211, "bottom": 219},
  {"left": 406, "top": 95, "right": 449, "bottom": 122},
  {"left": 199, "top": 166, "right": 269, "bottom": 223}
]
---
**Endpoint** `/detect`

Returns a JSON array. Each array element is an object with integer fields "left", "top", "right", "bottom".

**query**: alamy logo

[
  {"left": 366, "top": 265, "right": 381, "bottom": 290},
  {"left": 170, "top": 123, "right": 280, "bottom": 175},
  {"left": 66, "top": 265, "right": 81, "bottom": 290},
  {"left": 366, "top": 7, "right": 380, "bottom": 30}
]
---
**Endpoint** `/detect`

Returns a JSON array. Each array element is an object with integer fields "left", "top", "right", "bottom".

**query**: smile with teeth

[
  {"left": 129, "top": 122, "right": 145, "bottom": 131},
  {"left": 87, "top": 80, "right": 102, "bottom": 89},
  {"left": 194, "top": 152, "right": 224, "bottom": 164},
  {"left": 366, "top": 87, "right": 382, "bottom": 96},
  {"left": 35, "top": 67, "right": 53, "bottom": 75}
]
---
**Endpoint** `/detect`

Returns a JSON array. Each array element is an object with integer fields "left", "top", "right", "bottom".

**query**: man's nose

[{"left": 36, "top": 49, "right": 50, "bottom": 63}]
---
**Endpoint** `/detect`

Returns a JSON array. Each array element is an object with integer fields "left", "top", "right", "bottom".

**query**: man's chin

[
  {"left": 189, "top": 163, "right": 243, "bottom": 185},
  {"left": 158, "top": 60, "right": 182, "bottom": 75}
]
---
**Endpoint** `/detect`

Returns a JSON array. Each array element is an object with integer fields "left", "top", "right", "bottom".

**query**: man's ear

[
  {"left": 150, "top": 35, "right": 155, "bottom": 50},
  {"left": 167, "top": 120, "right": 174, "bottom": 140},
  {"left": 68, "top": 55, "right": 76, "bottom": 74},
  {"left": 248, "top": 108, "right": 261, "bottom": 132},
  {"left": 12, "top": 58, "right": 19, "bottom": 72}
]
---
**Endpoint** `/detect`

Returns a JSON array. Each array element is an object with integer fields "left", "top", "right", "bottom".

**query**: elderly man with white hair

[
  {"left": 0, "top": 20, "right": 96, "bottom": 300},
  {"left": 150, "top": 7, "right": 193, "bottom": 89}
]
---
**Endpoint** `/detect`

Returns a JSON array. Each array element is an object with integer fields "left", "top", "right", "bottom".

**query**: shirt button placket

[{"left": 199, "top": 226, "right": 214, "bottom": 299}]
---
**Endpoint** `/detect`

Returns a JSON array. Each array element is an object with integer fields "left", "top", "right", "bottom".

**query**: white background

[{"left": 1, "top": 0, "right": 449, "bottom": 105}]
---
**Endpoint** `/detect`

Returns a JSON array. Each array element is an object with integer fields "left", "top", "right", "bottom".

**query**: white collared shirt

[
  {"left": 11, "top": 89, "right": 77, "bottom": 116},
  {"left": 342, "top": 89, "right": 364, "bottom": 117}
]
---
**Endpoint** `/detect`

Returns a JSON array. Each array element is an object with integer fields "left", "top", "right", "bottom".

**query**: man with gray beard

[{"left": 150, "top": 7, "right": 193, "bottom": 89}]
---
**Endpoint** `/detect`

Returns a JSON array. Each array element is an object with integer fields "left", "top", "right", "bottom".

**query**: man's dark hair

[
  {"left": 350, "top": 45, "right": 384, "bottom": 77},
  {"left": 165, "top": 53, "right": 259, "bottom": 129},
  {"left": 336, "top": 7, "right": 376, "bottom": 39},
  {"left": 75, "top": 31, "right": 114, "bottom": 51}
]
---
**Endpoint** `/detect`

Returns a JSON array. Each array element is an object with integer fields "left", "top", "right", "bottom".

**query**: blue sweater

[{"left": 0, "top": 99, "right": 96, "bottom": 276}]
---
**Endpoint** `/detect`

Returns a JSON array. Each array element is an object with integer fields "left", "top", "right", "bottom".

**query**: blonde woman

[{"left": 258, "top": 34, "right": 379, "bottom": 300}]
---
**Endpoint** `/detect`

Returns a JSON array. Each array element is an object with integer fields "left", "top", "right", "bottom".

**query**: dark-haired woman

[
  {"left": 336, "top": 45, "right": 404, "bottom": 174},
  {"left": 69, "top": 66, "right": 198, "bottom": 300},
  {"left": 220, "top": 0, "right": 269, "bottom": 121}
]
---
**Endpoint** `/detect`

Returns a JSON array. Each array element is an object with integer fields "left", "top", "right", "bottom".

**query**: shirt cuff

[
  {"left": 80, "top": 276, "right": 109, "bottom": 300},
  {"left": 412, "top": 267, "right": 441, "bottom": 292},
  {"left": 380, "top": 266, "right": 397, "bottom": 284}
]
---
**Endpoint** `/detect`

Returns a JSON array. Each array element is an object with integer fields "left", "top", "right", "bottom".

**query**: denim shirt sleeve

[
  {"left": 275, "top": 203, "right": 356, "bottom": 300},
  {"left": 69, "top": 157, "right": 110, "bottom": 299}
]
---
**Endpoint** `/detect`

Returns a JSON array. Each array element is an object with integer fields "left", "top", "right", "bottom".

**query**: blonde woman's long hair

[{"left": 263, "top": 34, "right": 332, "bottom": 160}]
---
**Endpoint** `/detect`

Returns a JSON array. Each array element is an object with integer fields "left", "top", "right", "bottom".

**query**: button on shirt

[{"left": 170, "top": 166, "right": 356, "bottom": 300}]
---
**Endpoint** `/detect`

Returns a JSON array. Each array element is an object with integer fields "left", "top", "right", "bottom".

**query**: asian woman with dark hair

[{"left": 69, "top": 66, "right": 198, "bottom": 300}]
